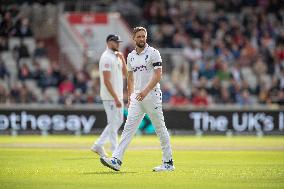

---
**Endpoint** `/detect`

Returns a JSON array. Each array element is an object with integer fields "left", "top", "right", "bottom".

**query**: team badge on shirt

[
  {"left": 105, "top": 63, "right": 110, "bottom": 68},
  {"left": 145, "top": 55, "right": 149, "bottom": 61}
]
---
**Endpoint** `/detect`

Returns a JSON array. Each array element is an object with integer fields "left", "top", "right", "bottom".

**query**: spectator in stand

[
  {"left": 160, "top": 23, "right": 176, "bottom": 47},
  {"left": 0, "top": 60, "right": 10, "bottom": 79},
  {"left": 207, "top": 77, "right": 221, "bottom": 102},
  {"left": 15, "top": 17, "right": 33, "bottom": 37},
  {"left": 199, "top": 62, "right": 216, "bottom": 80},
  {"left": 274, "top": 44, "right": 284, "bottom": 75},
  {"left": 191, "top": 63, "right": 200, "bottom": 86},
  {"left": 74, "top": 71, "right": 87, "bottom": 94},
  {"left": 0, "top": 11, "right": 14, "bottom": 37},
  {"left": 275, "top": 90, "right": 284, "bottom": 105},
  {"left": 191, "top": 88, "right": 209, "bottom": 106},
  {"left": 260, "top": 40, "right": 275, "bottom": 76},
  {"left": 216, "top": 62, "right": 231, "bottom": 82},
  {"left": 278, "top": 68, "right": 284, "bottom": 90},
  {"left": 236, "top": 89, "right": 253, "bottom": 106},
  {"left": 218, "top": 86, "right": 233, "bottom": 104},
  {"left": 241, "top": 80, "right": 255, "bottom": 95},
  {"left": 38, "top": 67, "right": 58, "bottom": 89},
  {"left": 39, "top": 89, "right": 54, "bottom": 104},
  {"left": 258, "top": 86, "right": 270, "bottom": 104},
  {"left": 228, "top": 78, "right": 242, "bottom": 103},
  {"left": 90, "top": 63, "right": 100, "bottom": 81},
  {"left": 13, "top": 40, "right": 30, "bottom": 63},
  {"left": 202, "top": 42, "right": 215, "bottom": 60},
  {"left": 58, "top": 91, "right": 73, "bottom": 106},
  {"left": 58, "top": 76, "right": 74, "bottom": 96},
  {"left": 171, "top": 63, "right": 189, "bottom": 95},
  {"left": 161, "top": 84, "right": 172, "bottom": 104},
  {"left": 0, "top": 36, "right": 9, "bottom": 51},
  {"left": 169, "top": 86, "right": 189, "bottom": 106},
  {"left": 89, "top": 77, "right": 101, "bottom": 102},
  {"left": 73, "top": 89, "right": 87, "bottom": 104},
  {"left": 277, "top": 31, "right": 284, "bottom": 46},
  {"left": 275, "top": 43, "right": 284, "bottom": 59},
  {"left": 32, "top": 62, "right": 44, "bottom": 81},
  {"left": 231, "top": 44, "right": 241, "bottom": 59},
  {"left": 0, "top": 84, "right": 8, "bottom": 103},
  {"left": 86, "top": 89, "right": 96, "bottom": 103},
  {"left": 172, "top": 30, "right": 186, "bottom": 48},
  {"left": 183, "top": 40, "right": 202, "bottom": 65},
  {"left": 33, "top": 41, "right": 47, "bottom": 58},
  {"left": 19, "top": 83, "right": 36, "bottom": 103},
  {"left": 269, "top": 77, "right": 281, "bottom": 103},
  {"left": 7, "top": 4, "right": 19, "bottom": 18},
  {"left": 50, "top": 61, "right": 62, "bottom": 86},
  {"left": 240, "top": 37, "right": 257, "bottom": 64},
  {"left": 261, "top": 31, "right": 275, "bottom": 51},
  {"left": 198, "top": 76, "right": 209, "bottom": 89},
  {"left": 18, "top": 63, "right": 32, "bottom": 81},
  {"left": 230, "top": 63, "right": 242, "bottom": 84},
  {"left": 9, "top": 82, "right": 21, "bottom": 103}
]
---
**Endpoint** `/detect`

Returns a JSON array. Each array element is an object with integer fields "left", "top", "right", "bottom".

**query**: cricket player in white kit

[
  {"left": 91, "top": 34, "right": 127, "bottom": 157},
  {"left": 100, "top": 27, "right": 175, "bottom": 172}
]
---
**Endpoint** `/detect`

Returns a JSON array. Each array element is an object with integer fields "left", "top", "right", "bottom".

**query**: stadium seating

[{"left": 0, "top": 1, "right": 283, "bottom": 106}]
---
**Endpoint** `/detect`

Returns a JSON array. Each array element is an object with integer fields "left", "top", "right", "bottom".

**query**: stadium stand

[{"left": 0, "top": 0, "right": 283, "bottom": 107}]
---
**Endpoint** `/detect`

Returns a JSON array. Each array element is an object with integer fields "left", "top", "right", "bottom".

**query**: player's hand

[
  {"left": 114, "top": 98, "right": 122, "bottom": 108},
  {"left": 135, "top": 91, "right": 148, "bottom": 101},
  {"left": 115, "top": 51, "right": 125, "bottom": 60}
]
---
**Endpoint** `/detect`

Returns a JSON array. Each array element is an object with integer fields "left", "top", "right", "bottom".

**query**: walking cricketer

[
  {"left": 91, "top": 34, "right": 127, "bottom": 157},
  {"left": 100, "top": 27, "right": 175, "bottom": 172}
]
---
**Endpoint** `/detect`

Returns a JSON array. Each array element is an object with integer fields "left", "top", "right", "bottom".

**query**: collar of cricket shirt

[
  {"left": 106, "top": 47, "right": 116, "bottom": 55},
  {"left": 135, "top": 43, "right": 149, "bottom": 55}
]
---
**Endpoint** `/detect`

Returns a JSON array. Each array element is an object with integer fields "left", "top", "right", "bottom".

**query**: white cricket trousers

[
  {"left": 113, "top": 89, "right": 173, "bottom": 162},
  {"left": 95, "top": 100, "right": 124, "bottom": 152}
]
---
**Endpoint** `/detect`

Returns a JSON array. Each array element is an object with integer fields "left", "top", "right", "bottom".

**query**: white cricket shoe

[
  {"left": 100, "top": 157, "right": 122, "bottom": 171},
  {"left": 91, "top": 144, "right": 108, "bottom": 157},
  {"left": 153, "top": 160, "right": 175, "bottom": 172}
]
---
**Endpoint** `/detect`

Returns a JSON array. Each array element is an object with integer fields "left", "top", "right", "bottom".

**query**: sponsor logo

[
  {"left": 189, "top": 112, "right": 284, "bottom": 132},
  {"left": 0, "top": 111, "right": 96, "bottom": 133},
  {"left": 133, "top": 65, "right": 147, "bottom": 72}
]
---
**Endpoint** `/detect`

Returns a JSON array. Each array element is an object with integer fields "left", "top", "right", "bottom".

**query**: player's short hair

[{"left": 133, "top": 26, "right": 147, "bottom": 37}]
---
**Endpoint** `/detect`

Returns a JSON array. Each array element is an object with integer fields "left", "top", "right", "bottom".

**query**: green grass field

[{"left": 0, "top": 135, "right": 284, "bottom": 189}]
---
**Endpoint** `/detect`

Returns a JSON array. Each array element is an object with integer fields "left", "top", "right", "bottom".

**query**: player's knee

[
  {"left": 118, "top": 117, "right": 124, "bottom": 127},
  {"left": 109, "top": 129, "right": 117, "bottom": 135}
]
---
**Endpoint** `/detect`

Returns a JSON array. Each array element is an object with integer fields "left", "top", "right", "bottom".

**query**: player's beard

[
  {"left": 111, "top": 47, "right": 118, "bottom": 51},
  {"left": 136, "top": 41, "right": 145, "bottom": 48}
]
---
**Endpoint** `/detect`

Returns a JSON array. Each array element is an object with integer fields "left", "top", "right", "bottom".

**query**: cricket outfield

[{"left": 0, "top": 135, "right": 283, "bottom": 189}]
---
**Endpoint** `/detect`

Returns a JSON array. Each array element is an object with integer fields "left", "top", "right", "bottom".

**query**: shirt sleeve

[
  {"left": 100, "top": 56, "right": 111, "bottom": 71},
  {"left": 127, "top": 54, "right": 132, "bottom": 71},
  {"left": 151, "top": 49, "right": 162, "bottom": 69}
]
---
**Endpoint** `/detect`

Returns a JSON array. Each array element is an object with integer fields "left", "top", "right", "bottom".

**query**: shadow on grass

[{"left": 82, "top": 171, "right": 137, "bottom": 175}]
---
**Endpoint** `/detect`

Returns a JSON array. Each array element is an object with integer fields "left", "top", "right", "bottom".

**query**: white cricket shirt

[
  {"left": 99, "top": 48, "right": 123, "bottom": 100},
  {"left": 127, "top": 44, "right": 162, "bottom": 93}
]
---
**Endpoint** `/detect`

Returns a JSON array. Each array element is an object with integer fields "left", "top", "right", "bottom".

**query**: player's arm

[
  {"left": 127, "top": 71, "right": 134, "bottom": 107},
  {"left": 136, "top": 67, "right": 162, "bottom": 101},
  {"left": 116, "top": 52, "right": 127, "bottom": 78},
  {"left": 103, "top": 71, "right": 122, "bottom": 108}
]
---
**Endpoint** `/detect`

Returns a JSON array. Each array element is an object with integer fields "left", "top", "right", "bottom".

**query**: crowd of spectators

[
  {"left": 136, "top": 0, "right": 284, "bottom": 106},
  {"left": 0, "top": 0, "right": 284, "bottom": 107},
  {"left": 0, "top": 3, "right": 101, "bottom": 105}
]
